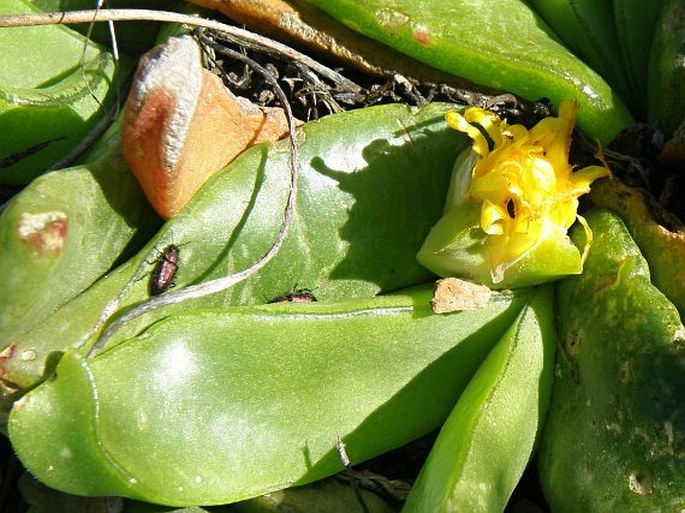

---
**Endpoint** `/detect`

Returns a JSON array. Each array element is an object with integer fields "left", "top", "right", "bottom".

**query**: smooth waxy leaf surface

[
  {"left": 539, "top": 209, "right": 685, "bottom": 512},
  {"left": 0, "top": 124, "right": 160, "bottom": 349},
  {"left": 613, "top": 0, "right": 666, "bottom": 117},
  {"left": 302, "top": 0, "right": 633, "bottom": 143},
  {"left": 0, "top": 102, "right": 469, "bottom": 390},
  {"left": 9, "top": 286, "right": 533, "bottom": 506},
  {"left": 647, "top": 0, "right": 685, "bottom": 137},
  {"left": 527, "top": 0, "right": 633, "bottom": 107},
  {"left": 0, "top": 0, "right": 125, "bottom": 184},
  {"left": 402, "top": 285, "right": 555, "bottom": 512}
]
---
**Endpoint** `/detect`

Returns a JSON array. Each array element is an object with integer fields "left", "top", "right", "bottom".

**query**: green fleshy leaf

[
  {"left": 0, "top": 122, "right": 160, "bottom": 347},
  {"left": 539, "top": 209, "right": 685, "bottom": 511},
  {"left": 0, "top": 0, "right": 129, "bottom": 184},
  {"left": 527, "top": 0, "right": 636, "bottom": 109},
  {"left": 302, "top": 0, "right": 633, "bottom": 143},
  {"left": 0, "top": 102, "right": 469, "bottom": 390},
  {"left": 9, "top": 286, "right": 532, "bottom": 505},
  {"left": 402, "top": 285, "right": 555, "bottom": 512}
]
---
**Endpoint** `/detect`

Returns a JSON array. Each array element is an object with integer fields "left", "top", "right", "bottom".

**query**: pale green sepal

[{"left": 417, "top": 204, "right": 583, "bottom": 289}]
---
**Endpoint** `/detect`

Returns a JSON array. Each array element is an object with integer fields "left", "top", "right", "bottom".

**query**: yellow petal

[
  {"left": 440, "top": 100, "right": 610, "bottom": 285},
  {"left": 507, "top": 124, "right": 529, "bottom": 142},
  {"left": 464, "top": 107, "right": 508, "bottom": 147},
  {"left": 530, "top": 100, "right": 577, "bottom": 174},
  {"left": 481, "top": 200, "right": 507, "bottom": 235},
  {"left": 445, "top": 111, "right": 490, "bottom": 157},
  {"left": 570, "top": 164, "right": 611, "bottom": 190}
]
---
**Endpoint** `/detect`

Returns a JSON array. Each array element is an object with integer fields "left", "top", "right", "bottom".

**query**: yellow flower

[{"left": 418, "top": 100, "right": 610, "bottom": 288}]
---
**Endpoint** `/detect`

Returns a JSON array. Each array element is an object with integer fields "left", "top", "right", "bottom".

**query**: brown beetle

[{"left": 149, "top": 244, "right": 180, "bottom": 296}]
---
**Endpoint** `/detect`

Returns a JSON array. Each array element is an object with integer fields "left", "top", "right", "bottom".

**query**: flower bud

[{"left": 418, "top": 100, "right": 610, "bottom": 289}]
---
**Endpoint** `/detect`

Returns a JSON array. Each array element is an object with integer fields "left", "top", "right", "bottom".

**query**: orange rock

[{"left": 121, "top": 35, "right": 292, "bottom": 219}]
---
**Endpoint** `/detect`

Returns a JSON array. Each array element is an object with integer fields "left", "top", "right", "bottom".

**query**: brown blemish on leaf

[
  {"left": 593, "top": 271, "right": 619, "bottom": 294},
  {"left": 16, "top": 212, "right": 68, "bottom": 254},
  {"left": 617, "top": 360, "right": 632, "bottom": 383},
  {"left": 413, "top": 26, "right": 432, "bottom": 45},
  {"left": 565, "top": 329, "right": 583, "bottom": 356},
  {"left": 0, "top": 343, "right": 17, "bottom": 379},
  {"left": 430, "top": 277, "right": 491, "bottom": 314}
]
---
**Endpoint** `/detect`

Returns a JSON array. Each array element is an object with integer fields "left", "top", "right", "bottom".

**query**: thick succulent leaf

[
  {"left": 301, "top": 0, "right": 633, "bottom": 143},
  {"left": 0, "top": 0, "right": 127, "bottom": 184},
  {"left": 0, "top": 123, "right": 160, "bottom": 348},
  {"left": 402, "top": 285, "right": 555, "bottom": 512},
  {"left": 527, "top": 0, "right": 635, "bottom": 109},
  {"left": 9, "top": 285, "right": 533, "bottom": 506},
  {"left": 647, "top": 0, "right": 685, "bottom": 138},
  {"left": 186, "top": 0, "right": 470, "bottom": 89},
  {"left": 0, "top": 102, "right": 469, "bottom": 390},
  {"left": 613, "top": 0, "right": 666, "bottom": 117},
  {"left": 591, "top": 178, "right": 685, "bottom": 319},
  {"left": 539, "top": 209, "right": 685, "bottom": 512}
]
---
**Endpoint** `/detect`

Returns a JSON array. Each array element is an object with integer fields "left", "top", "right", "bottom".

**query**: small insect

[
  {"left": 269, "top": 287, "right": 318, "bottom": 303},
  {"left": 149, "top": 244, "right": 180, "bottom": 296}
]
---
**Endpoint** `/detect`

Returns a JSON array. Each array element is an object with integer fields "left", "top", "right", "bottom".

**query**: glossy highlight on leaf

[
  {"left": 403, "top": 285, "right": 555, "bottom": 512},
  {"left": 1, "top": 103, "right": 469, "bottom": 390},
  {"left": 9, "top": 285, "right": 533, "bottom": 506},
  {"left": 302, "top": 0, "right": 634, "bottom": 143}
]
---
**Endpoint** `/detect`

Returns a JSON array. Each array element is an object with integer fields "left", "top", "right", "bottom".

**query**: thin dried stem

[
  {"left": 7, "top": 11, "right": 310, "bottom": 356},
  {"left": 0, "top": 9, "right": 361, "bottom": 93},
  {"left": 89, "top": 83, "right": 297, "bottom": 358},
  {"left": 87, "top": 39, "right": 300, "bottom": 357}
]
